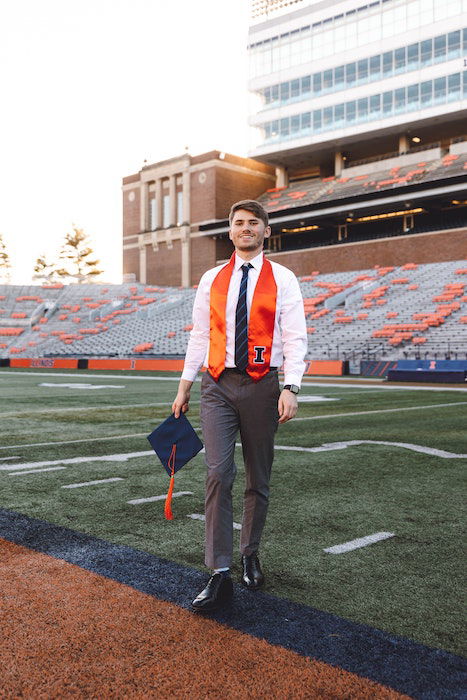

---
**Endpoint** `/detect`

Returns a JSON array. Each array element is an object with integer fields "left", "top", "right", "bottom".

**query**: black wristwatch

[{"left": 283, "top": 384, "right": 299, "bottom": 394}]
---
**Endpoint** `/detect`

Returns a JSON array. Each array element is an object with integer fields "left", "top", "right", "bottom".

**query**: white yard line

[
  {"left": 292, "top": 401, "right": 467, "bottom": 421},
  {"left": 187, "top": 513, "right": 242, "bottom": 530},
  {"left": 0, "top": 456, "right": 21, "bottom": 461},
  {"left": 2, "top": 432, "right": 466, "bottom": 473},
  {"left": 8, "top": 467, "right": 67, "bottom": 476},
  {"left": 1, "top": 401, "right": 199, "bottom": 418},
  {"left": 0, "top": 433, "right": 149, "bottom": 450},
  {"left": 62, "top": 477, "right": 124, "bottom": 489},
  {"left": 324, "top": 532, "right": 395, "bottom": 554},
  {"left": 128, "top": 491, "right": 193, "bottom": 505},
  {"left": 1, "top": 400, "right": 466, "bottom": 452}
]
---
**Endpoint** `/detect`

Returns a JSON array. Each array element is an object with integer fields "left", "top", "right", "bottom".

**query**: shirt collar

[{"left": 234, "top": 250, "right": 264, "bottom": 272}]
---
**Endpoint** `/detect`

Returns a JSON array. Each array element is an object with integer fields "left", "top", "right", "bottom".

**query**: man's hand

[
  {"left": 278, "top": 389, "right": 298, "bottom": 424},
  {"left": 172, "top": 379, "right": 193, "bottom": 418}
]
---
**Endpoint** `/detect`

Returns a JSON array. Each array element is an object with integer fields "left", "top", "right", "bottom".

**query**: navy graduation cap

[{"left": 147, "top": 413, "right": 203, "bottom": 520}]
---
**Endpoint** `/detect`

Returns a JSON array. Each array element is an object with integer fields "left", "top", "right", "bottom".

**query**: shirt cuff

[
  {"left": 181, "top": 367, "right": 199, "bottom": 382},
  {"left": 283, "top": 374, "right": 303, "bottom": 388}
]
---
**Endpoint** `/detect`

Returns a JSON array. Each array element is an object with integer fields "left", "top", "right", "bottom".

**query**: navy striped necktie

[{"left": 234, "top": 263, "right": 252, "bottom": 371}]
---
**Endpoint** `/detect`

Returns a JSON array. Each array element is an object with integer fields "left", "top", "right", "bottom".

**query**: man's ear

[
  {"left": 264, "top": 225, "right": 271, "bottom": 239},
  {"left": 228, "top": 228, "right": 233, "bottom": 242}
]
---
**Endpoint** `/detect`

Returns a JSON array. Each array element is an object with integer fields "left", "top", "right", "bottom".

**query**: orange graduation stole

[{"left": 208, "top": 253, "right": 277, "bottom": 382}]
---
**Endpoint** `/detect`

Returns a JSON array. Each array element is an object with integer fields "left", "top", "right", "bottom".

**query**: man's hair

[{"left": 229, "top": 200, "right": 269, "bottom": 227}]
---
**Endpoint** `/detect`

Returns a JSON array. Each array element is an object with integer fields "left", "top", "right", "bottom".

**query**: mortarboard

[{"left": 147, "top": 413, "right": 203, "bottom": 520}]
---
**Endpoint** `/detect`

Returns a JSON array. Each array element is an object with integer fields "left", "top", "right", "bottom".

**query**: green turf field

[{"left": 1, "top": 368, "right": 465, "bottom": 656}]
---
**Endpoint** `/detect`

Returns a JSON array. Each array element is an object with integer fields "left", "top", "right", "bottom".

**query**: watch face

[{"left": 285, "top": 384, "right": 299, "bottom": 394}]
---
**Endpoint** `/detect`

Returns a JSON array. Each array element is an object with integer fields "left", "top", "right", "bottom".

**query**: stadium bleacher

[
  {"left": 259, "top": 152, "right": 467, "bottom": 212},
  {"left": 0, "top": 259, "right": 465, "bottom": 363}
]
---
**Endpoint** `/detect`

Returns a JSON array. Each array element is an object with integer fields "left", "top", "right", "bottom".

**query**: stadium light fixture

[
  {"left": 281, "top": 224, "right": 319, "bottom": 233},
  {"left": 347, "top": 208, "right": 424, "bottom": 223},
  {"left": 412, "top": 136, "right": 421, "bottom": 143}
]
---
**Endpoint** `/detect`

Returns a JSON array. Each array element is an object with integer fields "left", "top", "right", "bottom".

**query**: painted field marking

[
  {"left": 8, "top": 467, "right": 67, "bottom": 476},
  {"left": 0, "top": 456, "right": 21, "bottom": 461},
  {"left": 0, "top": 371, "right": 189, "bottom": 382},
  {"left": 62, "top": 477, "right": 124, "bottom": 489},
  {"left": 1, "top": 400, "right": 466, "bottom": 453},
  {"left": 187, "top": 513, "right": 242, "bottom": 530},
  {"left": 292, "top": 401, "right": 467, "bottom": 422},
  {"left": 0, "top": 450, "right": 154, "bottom": 471},
  {"left": 297, "top": 396, "right": 338, "bottom": 403},
  {"left": 128, "top": 491, "right": 193, "bottom": 505},
  {"left": 0, "top": 433, "right": 149, "bottom": 451},
  {"left": 39, "top": 383, "right": 125, "bottom": 390},
  {"left": 1, "top": 401, "right": 200, "bottom": 418},
  {"left": 324, "top": 532, "right": 395, "bottom": 554},
  {"left": 2, "top": 437, "right": 466, "bottom": 474},
  {"left": 270, "top": 440, "right": 467, "bottom": 459}
]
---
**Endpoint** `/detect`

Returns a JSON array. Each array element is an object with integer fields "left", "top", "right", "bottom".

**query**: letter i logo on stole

[{"left": 253, "top": 346, "right": 266, "bottom": 364}]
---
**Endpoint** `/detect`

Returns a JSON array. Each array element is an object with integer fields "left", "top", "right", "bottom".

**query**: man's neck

[{"left": 235, "top": 247, "right": 262, "bottom": 261}]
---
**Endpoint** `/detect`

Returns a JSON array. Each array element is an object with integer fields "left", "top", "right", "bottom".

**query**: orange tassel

[{"left": 164, "top": 444, "right": 176, "bottom": 520}]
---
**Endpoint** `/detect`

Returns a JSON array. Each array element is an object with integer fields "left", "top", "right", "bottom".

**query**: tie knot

[{"left": 241, "top": 263, "right": 252, "bottom": 274}]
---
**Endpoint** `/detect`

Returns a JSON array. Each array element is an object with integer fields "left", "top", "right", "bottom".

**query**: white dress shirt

[{"left": 181, "top": 251, "right": 307, "bottom": 387}]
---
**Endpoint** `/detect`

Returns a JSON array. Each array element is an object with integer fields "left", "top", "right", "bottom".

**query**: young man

[{"left": 172, "top": 199, "right": 307, "bottom": 611}]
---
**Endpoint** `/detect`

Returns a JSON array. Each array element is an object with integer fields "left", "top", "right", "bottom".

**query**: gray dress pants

[{"left": 200, "top": 368, "right": 280, "bottom": 569}]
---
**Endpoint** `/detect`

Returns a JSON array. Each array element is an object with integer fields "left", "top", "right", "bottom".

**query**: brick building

[{"left": 122, "top": 151, "right": 275, "bottom": 287}]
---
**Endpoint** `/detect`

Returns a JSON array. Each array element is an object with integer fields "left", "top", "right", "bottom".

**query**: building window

[
  {"left": 149, "top": 198, "right": 156, "bottom": 231},
  {"left": 177, "top": 191, "right": 183, "bottom": 225},
  {"left": 163, "top": 194, "right": 170, "bottom": 228},
  {"left": 255, "top": 29, "right": 467, "bottom": 113},
  {"left": 260, "top": 72, "right": 464, "bottom": 144}
]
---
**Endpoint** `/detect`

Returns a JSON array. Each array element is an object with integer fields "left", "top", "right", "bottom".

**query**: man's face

[{"left": 229, "top": 209, "right": 271, "bottom": 253}]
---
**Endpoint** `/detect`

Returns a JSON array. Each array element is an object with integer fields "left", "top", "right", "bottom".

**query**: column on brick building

[
  {"left": 139, "top": 241, "right": 147, "bottom": 284},
  {"left": 180, "top": 168, "right": 191, "bottom": 287},
  {"left": 140, "top": 182, "right": 149, "bottom": 232}
]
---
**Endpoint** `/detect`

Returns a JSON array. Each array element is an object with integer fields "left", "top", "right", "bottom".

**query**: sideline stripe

[
  {"left": 3, "top": 370, "right": 467, "bottom": 392},
  {"left": 187, "top": 513, "right": 242, "bottom": 530},
  {"left": 0, "top": 456, "right": 21, "bottom": 461},
  {"left": 0, "top": 538, "right": 407, "bottom": 699},
  {"left": 324, "top": 532, "right": 395, "bottom": 554},
  {"left": 128, "top": 491, "right": 193, "bottom": 505},
  {"left": 0, "top": 370, "right": 188, "bottom": 382},
  {"left": 0, "top": 509, "right": 464, "bottom": 699},
  {"left": 62, "top": 478, "right": 124, "bottom": 489},
  {"left": 9, "top": 467, "right": 66, "bottom": 476}
]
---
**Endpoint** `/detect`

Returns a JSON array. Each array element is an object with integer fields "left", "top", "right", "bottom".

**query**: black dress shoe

[
  {"left": 241, "top": 553, "right": 264, "bottom": 590},
  {"left": 191, "top": 573, "right": 233, "bottom": 611}
]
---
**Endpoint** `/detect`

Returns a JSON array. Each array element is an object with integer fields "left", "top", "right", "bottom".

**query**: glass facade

[
  {"left": 261, "top": 72, "right": 467, "bottom": 143},
  {"left": 258, "top": 29, "right": 467, "bottom": 109},
  {"left": 248, "top": 0, "right": 467, "bottom": 78}
]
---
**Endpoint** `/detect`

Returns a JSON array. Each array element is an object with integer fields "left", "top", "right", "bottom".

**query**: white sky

[{"left": 0, "top": 0, "right": 251, "bottom": 284}]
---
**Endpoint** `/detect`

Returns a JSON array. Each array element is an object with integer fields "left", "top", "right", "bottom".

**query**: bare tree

[
  {"left": 32, "top": 253, "right": 66, "bottom": 283},
  {"left": 57, "top": 226, "right": 103, "bottom": 284},
  {"left": 0, "top": 234, "right": 12, "bottom": 283}
]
